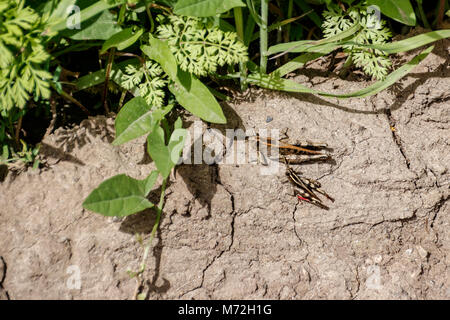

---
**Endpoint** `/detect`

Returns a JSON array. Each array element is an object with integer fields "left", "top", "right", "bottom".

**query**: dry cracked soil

[{"left": 0, "top": 40, "right": 449, "bottom": 300}]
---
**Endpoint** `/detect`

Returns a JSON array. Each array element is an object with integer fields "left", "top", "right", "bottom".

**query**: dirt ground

[{"left": 0, "top": 40, "right": 449, "bottom": 300}]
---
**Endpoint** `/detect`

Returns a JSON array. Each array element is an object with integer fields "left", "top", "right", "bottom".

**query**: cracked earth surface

[{"left": 0, "top": 40, "right": 449, "bottom": 299}]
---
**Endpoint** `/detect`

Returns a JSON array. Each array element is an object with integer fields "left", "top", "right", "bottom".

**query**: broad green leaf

[
  {"left": 168, "top": 128, "right": 187, "bottom": 166},
  {"left": 142, "top": 38, "right": 226, "bottom": 124},
  {"left": 367, "top": 0, "right": 416, "bottom": 26},
  {"left": 174, "top": 0, "right": 246, "bottom": 17},
  {"left": 113, "top": 97, "right": 173, "bottom": 145},
  {"left": 61, "top": 7, "right": 122, "bottom": 40},
  {"left": 168, "top": 71, "right": 226, "bottom": 124},
  {"left": 147, "top": 125, "right": 187, "bottom": 179},
  {"left": 50, "top": 1, "right": 119, "bottom": 33},
  {"left": 248, "top": 46, "right": 433, "bottom": 98},
  {"left": 101, "top": 28, "right": 144, "bottom": 54},
  {"left": 47, "top": 0, "right": 77, "bottom": 22},
  {"left": 144, "top": 171, "right": 159, "bottom": 195},
  {"left": 83, "top": 174, "right": 155, "bottom": 217},
  {"left": 142, "top": 36, "right": 178, "bottom": 80}
]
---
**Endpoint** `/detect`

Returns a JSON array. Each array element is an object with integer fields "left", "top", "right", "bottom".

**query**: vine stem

[
  {"left": 260, "top": 0, "right": 269, "bottom": 74},
  {"left": 133, "top": 178, "right": 167, "bottom": 299}
]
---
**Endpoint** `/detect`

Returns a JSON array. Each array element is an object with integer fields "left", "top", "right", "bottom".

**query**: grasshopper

[
  {"left": 255, "top": 128, "right": 330, "bottom": 164},
  {"left": 249, "top": 128, "right": 334, "bottom": 209},
  {"left": 284, "top": 157, "right": 334, "bottom": 210}
]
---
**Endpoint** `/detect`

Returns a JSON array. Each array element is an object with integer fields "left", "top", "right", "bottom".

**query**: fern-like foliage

[
  {"left": 157, "top": 15, "right": 248, "bottom": 77},
  {"left": 0, "top": 0, "right": 51, "bottom": 112},
  {"left": 122, "top": 61, "right": 167, "bottom": 107},
  {"left": 322, "top": 5, "right": 392, "bottom": 80}
]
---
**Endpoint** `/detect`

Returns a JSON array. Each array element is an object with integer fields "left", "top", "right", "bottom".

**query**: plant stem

[
  {"left": 50, "top": 82, "right": 90, "bottom": 115},
  {"left": 132, "top": 177, "right": 167, "bottom": 300},
  {"left": 416, "top": 0, "right": 431, "bottom": 29},
  {"left": 102, "top": 48, "right": 114, "bottom": 114},
  {"left": 234, "top": 7, "right": 247, "bottom": 90},
  {"left": 260, "top": 0, "right": 269, "bottom": 73},
  {"left": 284, "top": 0, "right": 294, "bottom": 64},
  {"left": 14, "top": 115, "right": 22, "bottom": 148},
  {"left": 145, "top": 1, "right": 155, "bottom": 33},
  {"left": 138, "top": 178, "right": 167, "bottom": 275},
  {"left": 118, "top": 89, "right": 127, "bottom": 111},
  {"left": 437, "top": 0, "right": 446, "bottom": 28}
]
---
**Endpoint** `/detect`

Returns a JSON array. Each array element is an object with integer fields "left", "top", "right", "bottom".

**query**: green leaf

[
  {"left": 248, "top": 46, "right": 433, "bottom": 98},
  {"left": 101, "top": 28, "right": 144, "bottom": 54},
  {"left": 267, "top": 24, "right": 360, "bottom": 55},
  {"left": 48, "top": 0, "right": 77, "bottom": 22},
  {"left": 293, "top": 0, "right": 322, "bottom": 28},
  {"left": 272, "top": 52, "right": 325, "bottom": 77},
  {"left": 366, "top": 0, "right": 416, "bottom": 26},
  {"left": 61, "top": 7, "right": 122, "bottom": 40},
  {"left": 142, "top": 38, "right": 226, "bottom": 124},
  {"left": 113, "top": 97, "right": 173, "bottom": 146},
  {"left": 340, "top": 30, "right": 450, "bottom": 54},
  {"left": 50, "top": 1, "right": 119, "bottom": 33},
  {"left": 144, "top": 171, "right": 159, "bottom": 195},
  {"left": 168, "top": 71, "right": 226, "bottom": 124},
  {"left": 174, "top": 0, "right": 246, "bottom": 17},
  {"left": 83, "top": 174, "right": 155, "bottom": 217},
  {"left": 142, "top": 38, "right": 178, "bottom": 80},
  {"left": 147, "top": 124, "right": 187, "bottom": 179}
]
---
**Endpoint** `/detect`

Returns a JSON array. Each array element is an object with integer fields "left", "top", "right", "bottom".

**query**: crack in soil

[
  {"left": 180, "top": 167, "right": 237, "bottom": 297},
  {"left": 0, "top": 257, "right": 10, "bottom": 300}
]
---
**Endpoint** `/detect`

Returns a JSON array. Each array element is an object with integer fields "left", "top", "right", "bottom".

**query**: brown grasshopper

[
  {"left": 284, "top": 157, "right": 334, "bottom": 210},
  {"left": 255, "top": 128, "right": 331, "bottom": 164},
  {"left": 251, "top": 129, "right": 334, "bottom": 209}
]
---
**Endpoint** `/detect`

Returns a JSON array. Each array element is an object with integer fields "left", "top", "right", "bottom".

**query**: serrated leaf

[
  {"left": 113, "top": 97, "right": 173, "bottom": 146},
  {"left": 83, "top": 174, "right": 155, "bottom": 217},
  {"left": 174, "top": 0, "right": 246, "bottom": 17},
  {"left": 101, "top": 27, "right": 144, "bottom": 54}
]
